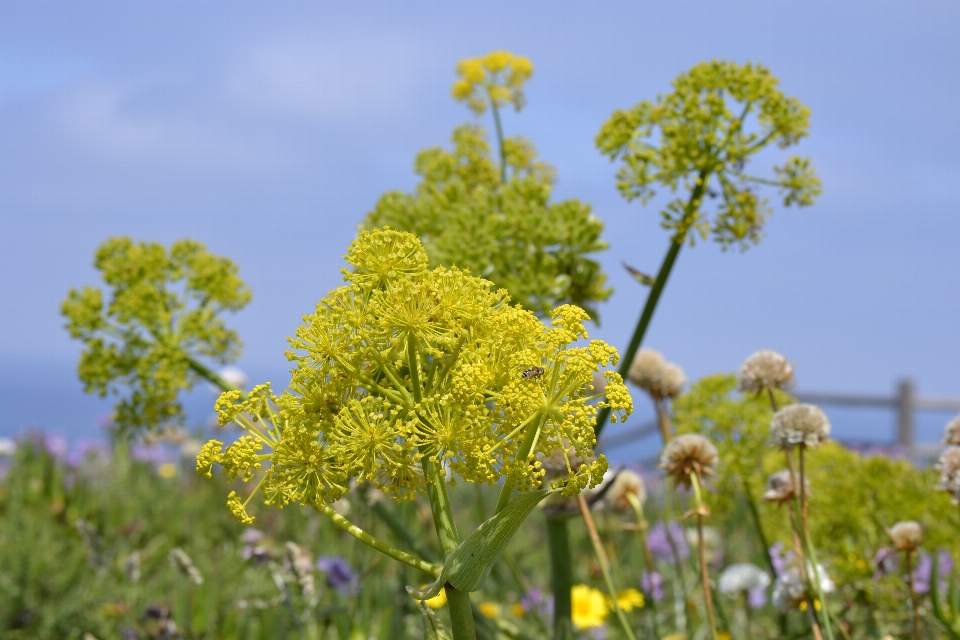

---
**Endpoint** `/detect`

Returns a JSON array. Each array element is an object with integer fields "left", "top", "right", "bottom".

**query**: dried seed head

[
  {"left": 936, "top": 446, "right": 960, "bottom": 504},
  {"left": 627, "top": 349, "right": 685, "bottom": 399},
  {"left": 738, "top": 349, "right": 794, "bottom": 394},
  {"left": 628, "top": 349, "right": 666, "bottom": 390},
  {"left": 660, "top": 363, "right": 687, "bottom": 399},
  {"left": 887, "top": 521, "right": 922, "bottom": 552},
  {"left": 770, "top": 404, "right": 831, "bottom": 449},
  {"left": 943, "top": 414, "right": 960, "bottom": 446},
  {"left": 596, "top": 469, "right": 647, "bottom": 511},
  {"left": 718, "top": 563, "right": 770, "bottom": 596},
  {"left": 658, "top": 434, "right": 718, "bottom": 489},
  {"left": 762, "top": 470, "right": 808, "bottom": 503}
]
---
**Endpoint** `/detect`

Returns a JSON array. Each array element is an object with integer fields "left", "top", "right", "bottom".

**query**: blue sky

[{"left": 1, "top": 1, "right": 957, "bottom": 455}]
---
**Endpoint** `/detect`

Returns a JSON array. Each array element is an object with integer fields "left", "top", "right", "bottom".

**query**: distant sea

[{"left": 1, "top": 357, "right": 955, "bottom": 467}]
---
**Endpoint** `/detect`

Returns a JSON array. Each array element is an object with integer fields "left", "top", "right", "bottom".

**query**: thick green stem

[
  {"left": 577, "top": 495, "right": 639, "bottom": 640},
  {"left": 445, "top": 587, "right": 477, "bottom": 640},
  {"left": 546, "top": 514, "right": 574, "bottom": 640},
  {"left": 494, "top": 412, "right": 545, "bottom": 514},
  {"left": 186, "top": 355, "right": 247, "bottom": 399},
  {"left": 314, "top": 501, "right": 440, "bottom": 577},
  {"left": 408, "top": 334, "right": 476, "bottom": 639},
  {"left": 594, "top": 171, "right": 708, "bottom": 438}
]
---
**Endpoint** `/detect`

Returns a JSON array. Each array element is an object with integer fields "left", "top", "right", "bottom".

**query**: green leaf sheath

[{"left": 408, "top": 490, "right": 554, "bottom": 600}]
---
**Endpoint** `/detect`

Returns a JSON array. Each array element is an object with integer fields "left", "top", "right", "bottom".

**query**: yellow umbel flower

[
  {"left": 452, "top": 51, "right": 534, "bottom": 115},
  {"left": 201, "top": 229, "right": 632, "bottom": 523},
  {"left": 571, "top": 584, "right": 608, "bottom": 629}
]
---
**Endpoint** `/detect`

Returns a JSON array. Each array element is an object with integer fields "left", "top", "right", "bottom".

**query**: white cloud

[
  {"left": 223, "top": 34, "right": 431, "bottom": 122},
  {"left": 56, "top": 85, "right": 275, "bottom": 165}
]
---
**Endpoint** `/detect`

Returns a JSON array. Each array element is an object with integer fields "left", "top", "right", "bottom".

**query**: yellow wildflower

[
  {"left": 157, "top": 463, "right": 177, "bottom": 479},
  {"left": 607, "top": 588, "right": 644, "bottom": 612},
  {"left": 511, "top": 603, "right": 526, "bottom": 617},
  {"left": 478, "top": 602, "right": 500, "bottom": 618},
  {"left": 200, "top": 229, "right": 631, "bottom": 523},
  {"left": 571, "top": 584, "right": 608, "bottom": 629},
  {"left": 424, "top": 588, "right": 447, "bottom": 609}
]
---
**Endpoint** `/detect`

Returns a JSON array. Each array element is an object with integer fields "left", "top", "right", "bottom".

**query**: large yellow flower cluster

[
  {"left": 451, "top": 51, "right": 533, "bottom": 115},
  {"left": 199, "top": 228, "right": 631, "bottom": 523}
]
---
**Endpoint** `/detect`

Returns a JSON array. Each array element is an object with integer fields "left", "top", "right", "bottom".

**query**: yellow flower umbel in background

[
  {"left": 571, "top": 584, "right": 609, "bottom": 630},
  {"left": 451, "top": 51, "right": 533, "bottom": 116}
]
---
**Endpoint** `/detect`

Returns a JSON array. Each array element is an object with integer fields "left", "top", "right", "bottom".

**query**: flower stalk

[
  {"left": 690, "top": 470, "right": 719, "bottom": 640},
  {"left": 576, "top": 494, "right": 639, "bottom": 640}
]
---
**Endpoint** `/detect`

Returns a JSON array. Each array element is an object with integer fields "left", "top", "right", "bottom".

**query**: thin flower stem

[
  {"left": 690, "top": 471, "right": 719, "bottom": 640},
  {"left": 654, "top": 398, "right": 674, "bottom": 444},
  {"left": 905, "top": 551, "right": 922, "bottom": 640},
  {"left": 313, "top": 501, "right": 440, "bottom": 577},
  {"left": 741, "top": 476, "right": 778, "bottom": 579},
  {"left": 626, "top": 492, "right": 660, "bottom": 639},
  {"left": 664, "top": 480, "right": 693, "bottom": 633},
  {"left": 489, "top": 98, "right": 508, "bottom": 184},
  {"left": 799, "top": 444, "right": 836, "bottom": 640},
  {"left": 576, "top": 494, "right": 639, "bottom": 640}
]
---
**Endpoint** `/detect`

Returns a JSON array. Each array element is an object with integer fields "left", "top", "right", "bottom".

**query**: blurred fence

[{"left": 598, "top": 378, "right": 960, "bottom": 462}]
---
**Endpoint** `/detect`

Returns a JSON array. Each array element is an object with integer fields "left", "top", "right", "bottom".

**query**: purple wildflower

[
  {"left": 873, "top": 547, "right": 900, "bottom": 580},
  {"left": 317, "top": 555, "right": 355, "bottom": 595},
  {"left": 647, "top": 522, "right": 689, "bottom": 562},
  {"left": 769, "top": 541, "right": 794, "bottom": 577},
  {"left": 912, "top": 550, "right": 953, "bottom": 595},
  {"left": 641, "top": 570, "right": 665, "bottom": 602},
  {"left": 521, "top": 588, "right": 554, "bottom": 618},
  {"left": 130, "top": 444, "right": 169, "bottom": 465},
  {"left": 748, "top": 585, "right": 767, "bottom": 608}
]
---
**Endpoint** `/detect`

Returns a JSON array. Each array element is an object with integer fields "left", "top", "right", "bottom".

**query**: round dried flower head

[
  {"left": 628, "top": 349, "right": 665, "bottom": 389},
  {"left": 596, "top": 468, "right": 647, "bottom": 511},
  {"left": 718, "top": 563, "right": 770, "bottom": 596},
  {"left": 936, "top": 446, "right": 960, "bottom": 504},
  {"left": 660, "top": 363, "right": 687, "bottom": 398},
  {"left": 658, "top": 434, "right": 718, "bottom": 489},
  {"left": 762, "top": 470, "right": 808, "bottom": 503},
  {"left": 943, "top": 414, "right": 960, "bottom": 446},
  {"left": 628, "top": 349, "right": 685, "bottom": 400},
  {"left": 770, "top": 404, "right": 831, "bottom": 449},
  {"left": 887, "top": 521, "right": 922, "bottom": 552},
  {"left": 739, "top": 349, "right": 794, "bottom": 394}
]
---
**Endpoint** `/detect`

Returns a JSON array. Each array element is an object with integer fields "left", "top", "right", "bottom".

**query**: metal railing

[{"left": 598, "top": 379, "right": 960, "bottom": 459}]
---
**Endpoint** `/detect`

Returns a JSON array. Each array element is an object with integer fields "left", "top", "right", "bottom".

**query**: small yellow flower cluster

[
  {"left": 198, "top": 228, "right": 632, "bottom": 522},
  {"left": 452, "top": 51, "right": 534, "bottom": 116}
]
